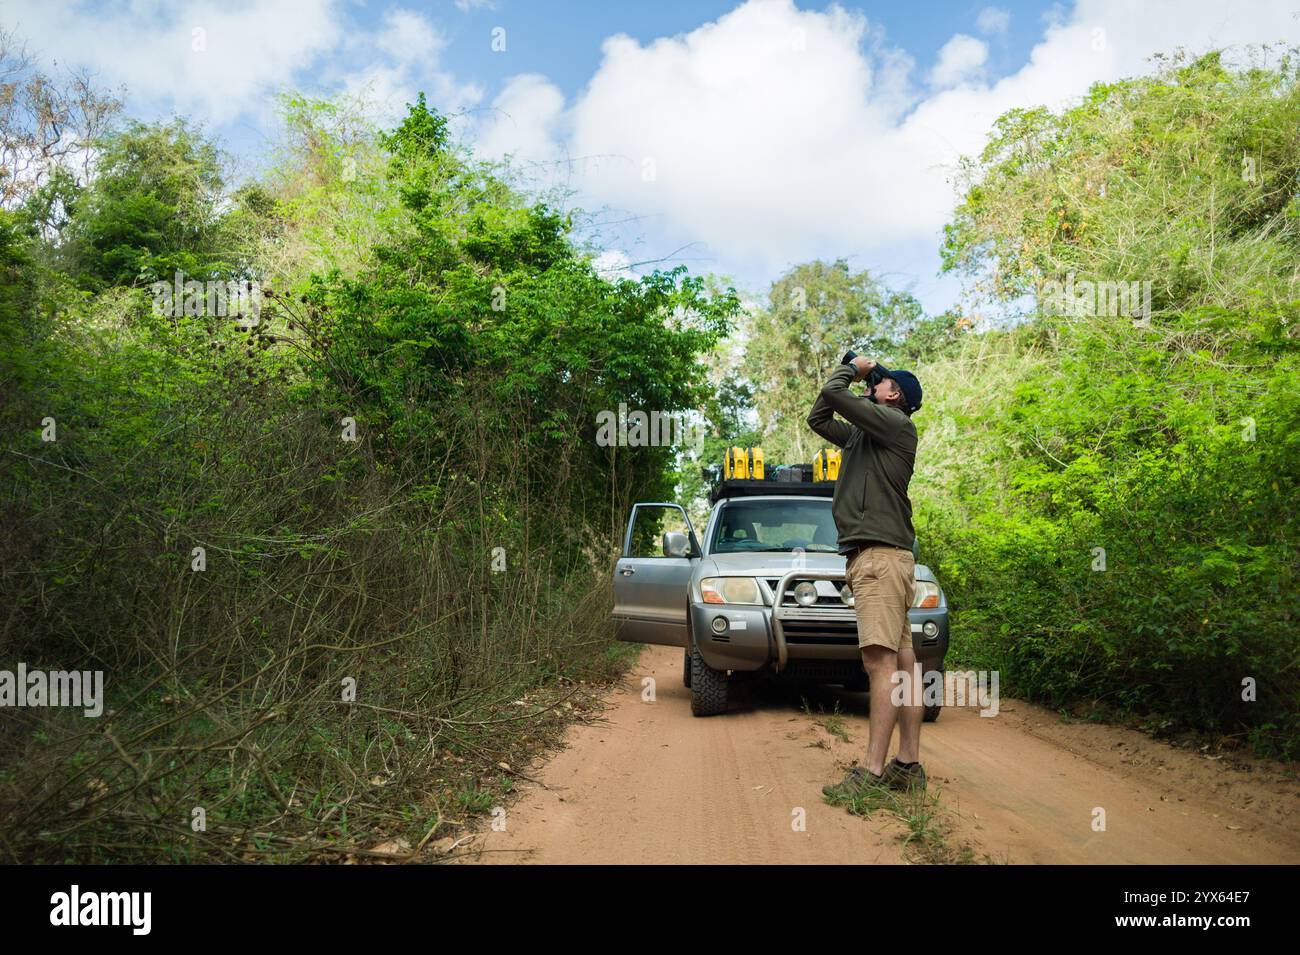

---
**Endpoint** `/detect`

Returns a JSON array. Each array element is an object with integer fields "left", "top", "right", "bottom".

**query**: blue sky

[{"left": 6, "top": 1, "right": 1299, "bottom": 315}]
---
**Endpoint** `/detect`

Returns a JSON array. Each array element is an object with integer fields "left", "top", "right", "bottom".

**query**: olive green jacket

[{"left": 806, "top": 364, "right": 917, "bottom": 553}]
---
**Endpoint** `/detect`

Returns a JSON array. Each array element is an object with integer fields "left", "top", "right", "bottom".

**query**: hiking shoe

[
  {"left": 822, "top": 766, "right": 887, "bottom": 800},
  {"left": 881, "top": 757, "right": 927, "bottom": 791}
]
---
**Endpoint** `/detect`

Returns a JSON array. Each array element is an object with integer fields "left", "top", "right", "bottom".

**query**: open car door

[{"left": 612, "top": 503, "right": 700, "bottom": 647}]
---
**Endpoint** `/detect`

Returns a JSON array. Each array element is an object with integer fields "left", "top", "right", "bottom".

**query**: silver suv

[{"left": 612, "top": 486, "right": 950, "bottom": 717}]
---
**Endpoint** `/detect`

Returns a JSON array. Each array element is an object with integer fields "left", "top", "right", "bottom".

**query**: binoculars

[{"left": 841, "top": 350, "right": 885, "bottom": 386}]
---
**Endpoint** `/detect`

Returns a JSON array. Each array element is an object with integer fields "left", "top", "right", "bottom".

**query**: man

[{"left": 807, "top": 355, "right": 927, "bottom": 798}]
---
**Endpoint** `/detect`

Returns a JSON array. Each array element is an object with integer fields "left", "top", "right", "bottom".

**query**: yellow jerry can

[
  {"left": 725, "top": 446, "right": 749, "bottom": 479},
  {"left": 813, "top": 449, "right": 841, "bottom": 482}
]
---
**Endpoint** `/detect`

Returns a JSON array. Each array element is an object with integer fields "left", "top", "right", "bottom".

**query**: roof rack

[
  {"left": 705, "top": 446, "right": 840, "bottom": 504},
  {"left": 709, "top": 480, "right": 834, "bottom": 504}
]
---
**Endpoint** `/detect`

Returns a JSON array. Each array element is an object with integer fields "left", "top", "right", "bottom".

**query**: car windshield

[{"left": 710, "top": 499, "right": 840, "bottom": 554}]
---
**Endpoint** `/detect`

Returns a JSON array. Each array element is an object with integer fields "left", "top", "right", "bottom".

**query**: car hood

[{"left": 700, "top": 551, "right": 937, "bottom": 583}]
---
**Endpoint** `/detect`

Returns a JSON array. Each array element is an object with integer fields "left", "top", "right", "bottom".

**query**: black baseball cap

[{"left": 872, "top": 362, "right": 923, "bottom": 414}]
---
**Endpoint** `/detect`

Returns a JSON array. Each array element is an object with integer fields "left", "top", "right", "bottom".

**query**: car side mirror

[
  {"left": 912, "top": 537, "right": 920, "bottom": 562},
  {"left": 663, "top": 531, "right": 690, "bottom": 558}
]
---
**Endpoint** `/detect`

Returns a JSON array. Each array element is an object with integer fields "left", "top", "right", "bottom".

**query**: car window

[
  {"left": 710, "top": 500, "right": 839, "bottom": 554},
  {"left": 626, "top": 505, "right": 694, "bottom": 558}
]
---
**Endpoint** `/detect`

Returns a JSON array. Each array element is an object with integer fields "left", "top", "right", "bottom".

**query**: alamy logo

[
  {"left": 50, "top": 886, "right": 151, "bottom": 935},
  {"left": 0, "top": 664, "right": 104, "bottom": 717},
  {"left": 595, "top": 404, "right": 704, "bottom": 449},
  {"left": 151, "top": 270, "right": 262, "bottom": 327},
  {"left": 1038, "top": 273, "right": 1151, "bottom": 324},
  {"left": 891, "top": 668, "right": 1001, "bottom": 717}
]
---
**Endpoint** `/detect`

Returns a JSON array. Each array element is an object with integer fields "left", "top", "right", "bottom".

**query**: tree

[
  {"left": 942, "top": 49, "right": 1300, "bottom": 316},
  {"left": 923, "top": 48, "right": 1300, "bottom": 755},
  {"left": 744, "top": 259, "right": 922, "bottom": 462},
  {"left": 0, "top": 28, "right": 122, "bottom": 211},
  {"left": 61, "top": 119, "right": 236, "bottom": 289},
  {"left": 300, "top": 95, "right": 742, "bottom": 522}
]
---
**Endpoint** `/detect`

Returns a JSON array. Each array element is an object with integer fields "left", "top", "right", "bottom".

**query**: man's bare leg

[
  {"left": 894, "top": 646, "right": 922, "bottom": 765},
  {"left": 861, "top": 645, "right": 899, "bottom": 776}
]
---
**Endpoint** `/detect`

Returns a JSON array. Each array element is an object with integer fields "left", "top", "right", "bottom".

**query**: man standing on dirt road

[{"left": 806, "top": 355, "right": 927, "bottom": 799}]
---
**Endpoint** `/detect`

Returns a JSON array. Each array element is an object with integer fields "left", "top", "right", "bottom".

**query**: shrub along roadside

[
  {"left": 914, "top": 51, "right": 1300, "bottom": 757},
  {"left": 0, "top": 93, "right": 738, "bottom": 862}
]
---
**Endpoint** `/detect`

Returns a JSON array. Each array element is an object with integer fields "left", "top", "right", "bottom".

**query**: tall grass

[{"left": 1, "top": 301, "right": 628, "bottom": 862}]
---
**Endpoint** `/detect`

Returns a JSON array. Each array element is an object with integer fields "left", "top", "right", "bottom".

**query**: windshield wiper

[{"left": 750, "top": 546, "right": 832, "bottom": 553}]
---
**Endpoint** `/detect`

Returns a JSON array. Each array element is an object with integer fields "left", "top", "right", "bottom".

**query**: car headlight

[
  {"left": 700, "top": 577, "right": 761, "bottom": 605},
  {"left": 912, "top": 581, "right": 941, "bottom": 609},
  {"left": 840, "top": 584, "right": 855, "bottom": 607},
  {"left": 793, "top": 581, "right": 819, "bottom": 607}
]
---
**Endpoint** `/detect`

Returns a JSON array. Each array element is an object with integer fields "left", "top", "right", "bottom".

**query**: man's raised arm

[
  {"left": 818, "top": 363, "right": 909, "bottom": 446},
  {"left": 807, "top": 367, "right": 854, "bottom": 448}
]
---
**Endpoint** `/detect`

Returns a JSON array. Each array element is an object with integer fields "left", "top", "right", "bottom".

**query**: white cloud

[
  {"left": 591, "top": 249, "right": 635, "bottom": 279},
  {"left": 339, "top": 9, "right": 482, "bottom": 126},
  {"left": 469, "top": 0, "right": 1300, "bottom": 297},
  {"left": 373, "top": 8, "right": 444, "bottom": 64},
  {"left": 976, "top": 7, "right": 1011, "bottom": 36},
  {"left": 4, "top": 0, "right": 345, "bottom": 126},
  {"left": 928, "top": 34, "right": 988, "bottom": 88},
  {"left": 2, "top": 0, "right": 481, "bottom": 129},
  {"left": 563, "top": 0, "right": 910, "bottom": 272},
  {"left": 474, "top": 73, "right": 566, "bottom": 164}
]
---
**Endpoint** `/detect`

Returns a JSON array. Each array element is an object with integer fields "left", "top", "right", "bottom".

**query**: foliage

[
  {"left": 744, "top": 259, "right": 925, "bottom": 463},
  {"left": 925, "top": 49, "right": 1300, "bottom": 756},
  {"left": 0, "top": 91, "right": 738, "bottom": 861},
  {"left": 56, "top": 119, "right": 239, "bottom": 289}
]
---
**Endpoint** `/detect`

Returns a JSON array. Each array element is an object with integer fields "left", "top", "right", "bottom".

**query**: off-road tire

[{"left": 690, "top": 643, "right": 728, "bottom": 716}]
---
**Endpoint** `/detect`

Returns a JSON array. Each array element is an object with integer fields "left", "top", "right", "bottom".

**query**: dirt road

[{"left": 461, "top": 645, "right": 1300, "bottom": 865}]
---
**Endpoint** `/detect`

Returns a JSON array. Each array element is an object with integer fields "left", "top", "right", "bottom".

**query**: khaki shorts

[{"left": 845, "top": 545, "right": 915, "bottom": 652}]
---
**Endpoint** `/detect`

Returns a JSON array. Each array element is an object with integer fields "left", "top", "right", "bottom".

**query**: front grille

[
  {"left": 785, "top": 635, "right": 858, "bottom": 646},
  {"left": 781, "top": 621, "right": 859, "bottom": 645}
]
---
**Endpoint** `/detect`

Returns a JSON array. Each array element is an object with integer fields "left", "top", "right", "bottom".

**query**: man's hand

[{"left": 849, "top": 356, "right": 876, "bottom": 382}]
